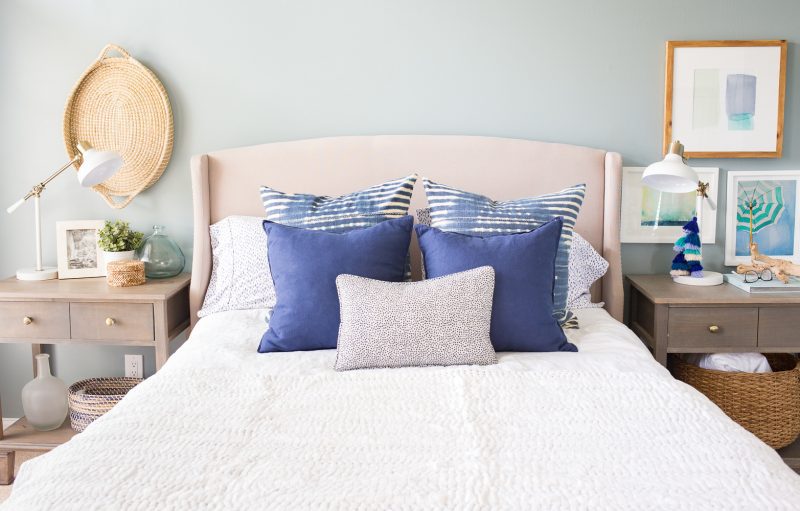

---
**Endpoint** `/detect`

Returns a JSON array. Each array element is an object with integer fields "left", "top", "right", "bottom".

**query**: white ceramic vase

[
  {"left": 21, "top": 354, "right": 69, "bottom": 431},
  {"left": 102, "top": 250, "right": 135, "bottom": 265}
]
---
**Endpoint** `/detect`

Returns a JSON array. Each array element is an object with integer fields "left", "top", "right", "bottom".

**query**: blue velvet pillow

[
  {"left": 423, "top": 179, "right": 585, "bottom": 329},
  {"left": 259, "top": 215, "right": 413, "bottom": 353},
  {"left": 415, "top": 218, "right": 575, "bottom": 352}
]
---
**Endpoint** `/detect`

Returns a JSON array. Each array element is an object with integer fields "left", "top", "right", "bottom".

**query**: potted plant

[{"left": 98, "top": 220, "right": 144, "bottom": 265}]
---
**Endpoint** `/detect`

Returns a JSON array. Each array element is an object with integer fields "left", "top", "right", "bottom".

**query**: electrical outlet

[{"left": 124, "top": 354, "right": 144, "bottom": 378}]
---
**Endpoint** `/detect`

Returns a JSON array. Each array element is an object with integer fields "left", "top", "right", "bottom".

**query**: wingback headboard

[{"left": 189, "top": 135, "right": 623, "bottom": 327}]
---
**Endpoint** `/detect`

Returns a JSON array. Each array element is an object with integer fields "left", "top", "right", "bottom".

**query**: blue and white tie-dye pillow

[
  {"left": 260, "top": 175, "right": 417, "bottom": 231},
  {"left": 422, "top": 179, "right": 585, "bottom": 329},
  {"left": 260, "top": 175, "right": 417, "bottom": 279}
]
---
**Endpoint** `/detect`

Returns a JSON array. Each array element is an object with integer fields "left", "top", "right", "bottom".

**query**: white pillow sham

[{"left": 198, "top": 216, "right": 275, "bottom": 318}]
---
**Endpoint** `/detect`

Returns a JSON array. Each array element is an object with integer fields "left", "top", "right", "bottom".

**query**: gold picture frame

[{"left": 663, "top": 40, "right": 787, "bottom": 158}]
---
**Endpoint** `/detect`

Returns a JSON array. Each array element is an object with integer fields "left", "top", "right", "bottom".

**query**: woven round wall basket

[
  {"left": 670, "top": 354, "right": 800, "bottom": 449},
  {"left": 63, "top": 44, "right": 173, "bottom": 209},
  {"left": 68, "top": 377, "right": 142, "bottom": 433}
]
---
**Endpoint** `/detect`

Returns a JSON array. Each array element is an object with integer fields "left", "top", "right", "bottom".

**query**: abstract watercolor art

[
  {"left": 726, "top": 73, "right": 757, "bottom": 130},
  {"left": 664, "top": 40, "right": 786, "bottom": 158},
  {"left": 621, "top": 167, "right": 718, "bottom": 243},
  {"left": 725, "top": 171, "right": 800, "bottom": 266},
  {"left": 640, "top": 186, "right": 696, "bottom": 226}
]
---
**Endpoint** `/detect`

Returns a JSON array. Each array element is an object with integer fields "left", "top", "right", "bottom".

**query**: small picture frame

[
  {"left": 56, "top": 220, "right": 105, "bottom": 279},
  {"left": 725, "top": 171, "right": 800, "bottom": 266},
  {"left": 664, "top": 40, "right": 787, "bottom": 158},
  {"left": 621, "top": 166, "right": 719, "bottom": 244}
]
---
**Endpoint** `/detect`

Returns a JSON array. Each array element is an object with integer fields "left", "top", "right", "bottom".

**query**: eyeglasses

[{"left": 744, "top": 269, "right": 773, "bottom": 283}]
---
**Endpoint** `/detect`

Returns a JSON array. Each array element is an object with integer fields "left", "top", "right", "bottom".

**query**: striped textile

[
  {"left": 423, "top": 179, "right": 585, "bottom": 329},
  {"left": 260, "top": 175, "right": 417, "bottom": 278},
  {"left": 260, "top": 175, "right": 417, "bottom": 232}
]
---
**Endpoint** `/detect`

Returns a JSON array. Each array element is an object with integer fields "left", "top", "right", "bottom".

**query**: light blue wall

[{"left": 1, "top": 0, "right": 798, "bottom": 416}]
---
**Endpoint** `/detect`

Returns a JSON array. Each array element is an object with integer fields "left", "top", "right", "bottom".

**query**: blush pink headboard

[{"left": 189, "top": 135, "right": 623, "bottom": 327}]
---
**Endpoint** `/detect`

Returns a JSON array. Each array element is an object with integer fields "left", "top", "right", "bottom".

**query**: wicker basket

[
  {"left": 670, "top": 354, "right": 800, "bottom": 449},
  {"left": 68, "top": 377, "right": 142, "bottom": 433},
  {"left": 106, "top": 260, "right": 146, "bottom": 287},
  {"left": 63, "top": 44, "right": 173, "bottom": 209}
]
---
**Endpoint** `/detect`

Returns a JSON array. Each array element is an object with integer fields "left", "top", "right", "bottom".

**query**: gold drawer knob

[
  {"left": 23, "top": 316, "right": 33, "bottom": 325},
  {"left": 708, "top": 325, "right": 720, "bottom": 333},
  {"left": 105, "top": 317, "right": 116, "bottom": 327}
]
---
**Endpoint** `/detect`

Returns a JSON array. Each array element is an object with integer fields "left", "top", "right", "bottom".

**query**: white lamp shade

[
  {"left": 641, "top": 153, "right": 698, "bottom": 193},
  {"left": 77, "top": 149, "right": 123, "bottom": 187}
]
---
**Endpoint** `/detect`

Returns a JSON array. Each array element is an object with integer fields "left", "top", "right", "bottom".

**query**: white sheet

[{"left": 4, "top": 308, "right": 799, "bottom": 510}]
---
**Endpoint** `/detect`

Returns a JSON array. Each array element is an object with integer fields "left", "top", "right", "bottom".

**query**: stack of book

[{"left": 725, "top": 273, "right": 800, "bottom": 294}]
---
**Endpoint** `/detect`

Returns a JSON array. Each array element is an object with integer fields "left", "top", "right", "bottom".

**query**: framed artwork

[
  {"left": 664, "top": 40, "right": 787, "bottom": 158},
  {"left": 725, "top": 171, "right": 800, "bottom": 266},
  {"left": 56, "top": 220, "right": 105, "bottom": 279},
  {"left": 621, "top": 166, "right": 718, "bottom": 243}
]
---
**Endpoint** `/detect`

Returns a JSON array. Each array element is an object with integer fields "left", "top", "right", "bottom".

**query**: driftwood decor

[{"left": 736, "top": 242, "right": 800, "bottom": 283}]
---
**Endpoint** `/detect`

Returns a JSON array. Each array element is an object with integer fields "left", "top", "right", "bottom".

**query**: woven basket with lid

[
  {"left": 63, "top": 44, "right": 173, "bottom": 209},
  {"left": 670, "top": 353, "right": 800, "bottom": 449},
  {"left": 106, "top": 260, "right": 145, "bottom": 287}
]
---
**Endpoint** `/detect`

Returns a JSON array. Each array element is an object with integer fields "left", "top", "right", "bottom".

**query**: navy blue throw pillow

[
  {"left": 415, "top": 218, "right": 575, "bottom": 353},
  {"left": 259, "top": 215, "right": 413, "bottom": 353}
]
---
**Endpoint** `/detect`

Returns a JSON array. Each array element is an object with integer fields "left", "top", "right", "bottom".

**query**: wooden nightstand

[
  {"left": 626, "top": 274, "right": 800, "bottom": 473},
  {"left": 0, "top": 273, "right": 190, "bottom": 484}
]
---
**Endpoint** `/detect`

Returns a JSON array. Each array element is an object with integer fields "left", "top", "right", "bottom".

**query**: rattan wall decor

[{"left": 63, "top": 44, "right": 173, "bottom": 209}]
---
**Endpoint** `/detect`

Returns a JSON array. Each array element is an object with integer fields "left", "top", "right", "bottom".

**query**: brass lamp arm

[
  {"left": 24, "top": 155, "right": 80, "bottom": 200},
  {"left": 7, "top": 154, "right": 80, "bottom": 214},
  {"left": 696, "top": 181, "right": 717, "bottom": 211}
]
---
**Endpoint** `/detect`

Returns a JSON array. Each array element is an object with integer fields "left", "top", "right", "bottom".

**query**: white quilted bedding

[{"left": 4, "top": 308, "right": 800, "bottom": 510}]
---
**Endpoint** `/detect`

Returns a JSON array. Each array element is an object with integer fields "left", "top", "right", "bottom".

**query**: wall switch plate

[{"left": 124, "top": 354, "right": 144, "bottom": 379}]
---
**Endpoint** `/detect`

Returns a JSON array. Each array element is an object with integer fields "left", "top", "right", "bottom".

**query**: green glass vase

[{"left": 136, "top": 225, "right": 185, "bottom": 278}]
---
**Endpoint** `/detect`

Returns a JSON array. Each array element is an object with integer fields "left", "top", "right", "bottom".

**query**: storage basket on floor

[
  {"left": 68, "top": 377, "right": 142, "bottom": 432},
  {"left": 670, "top": 354, "right": 800, "bottom": 449}
]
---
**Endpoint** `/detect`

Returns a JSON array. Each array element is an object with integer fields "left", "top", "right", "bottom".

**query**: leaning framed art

[
  {"left": 56, "top": 219, "right": 106, "bottom": 279},
  {"left": 725, "top": 171, "right": 800, "bottom": 266},
  {"left": 621, "top": 166, "right": 718, "bottom": 243},
  {"left": 663, "top": 40, "right": 787, "bottom": 158}
]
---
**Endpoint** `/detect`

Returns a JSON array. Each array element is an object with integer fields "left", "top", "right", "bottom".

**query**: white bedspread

[{"left": 4, "top": 308, "right": 800, "bottom": 510}]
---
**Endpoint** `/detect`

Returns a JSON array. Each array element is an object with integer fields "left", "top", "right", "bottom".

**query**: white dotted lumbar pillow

[{"left": 334, "top": 266, "right": 498, "bottom": 371}]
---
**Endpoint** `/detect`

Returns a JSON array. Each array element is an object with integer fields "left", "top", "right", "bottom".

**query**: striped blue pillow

[
  {"left": 260, "top": 175, "right": 417, "bottom": 231},
  {"left": 423, "top": 179, "right": 585, "bottom": 329},
  {"left": 260, "top": 175, "right": 417, "bottom": 278}
]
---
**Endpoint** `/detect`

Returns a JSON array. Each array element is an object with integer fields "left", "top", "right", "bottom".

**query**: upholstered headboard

[{"left": 189, "top": 135, "right": 623, "bottom": 327}]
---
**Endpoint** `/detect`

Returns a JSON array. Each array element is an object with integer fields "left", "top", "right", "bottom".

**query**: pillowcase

[
  {"left": 260, "top": 175, "right": 417, "bottom": 232},
  {"left": 259, "top": 215, "right": 414, "bottom": 353},
  {"left": 420, "top": 208, "right": 608, "bottom": 313},
  {"left": 416, "top": 218, "right": 576, "bottom": 353},
  {"left": 201, "top": 174, "right": 418, "bottom": 319},
  {"left": 261, "top": 174, "right": 417, "bottom": 279},
  {"left": 334, "top": 267, "right": 498, "bottom": 371},
  {"left": 567, "top": 233, "right": 609, "bottom": 310},
  {"left": 198, "top": 216, "right": 274, "bottom": 318},
  {"left": 423, "top": 179, "right": 585, "bottom": 329}
]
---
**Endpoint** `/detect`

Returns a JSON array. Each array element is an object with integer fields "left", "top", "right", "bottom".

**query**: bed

[{"left": 3, "top": 136, "right": 800, "bottom": 509}]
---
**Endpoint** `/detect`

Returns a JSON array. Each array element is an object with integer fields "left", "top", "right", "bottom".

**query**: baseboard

[{"left": 2, "top": 418, "right": 19, "bottom": 430}]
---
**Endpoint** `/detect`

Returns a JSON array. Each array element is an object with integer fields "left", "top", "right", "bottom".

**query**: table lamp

[
  {"left": 6, "top": 142, "right": 123, "bottom": 280},
  {"left": 642, "top": 141, "right": 723, "bottom": 286}
]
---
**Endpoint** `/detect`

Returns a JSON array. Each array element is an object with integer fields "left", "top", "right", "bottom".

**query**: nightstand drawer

[
  {"left": 0, "top": 301, "right": 70, "bottom": 339},
  {"left": 668, "top": 307, "right": 758, "bottom": 348},
  {"left": 70, "top": 303, "right": 154, "bottom": 342},
  {"left": 758, "top": 308, "right": 800, "bottom": 348}
]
